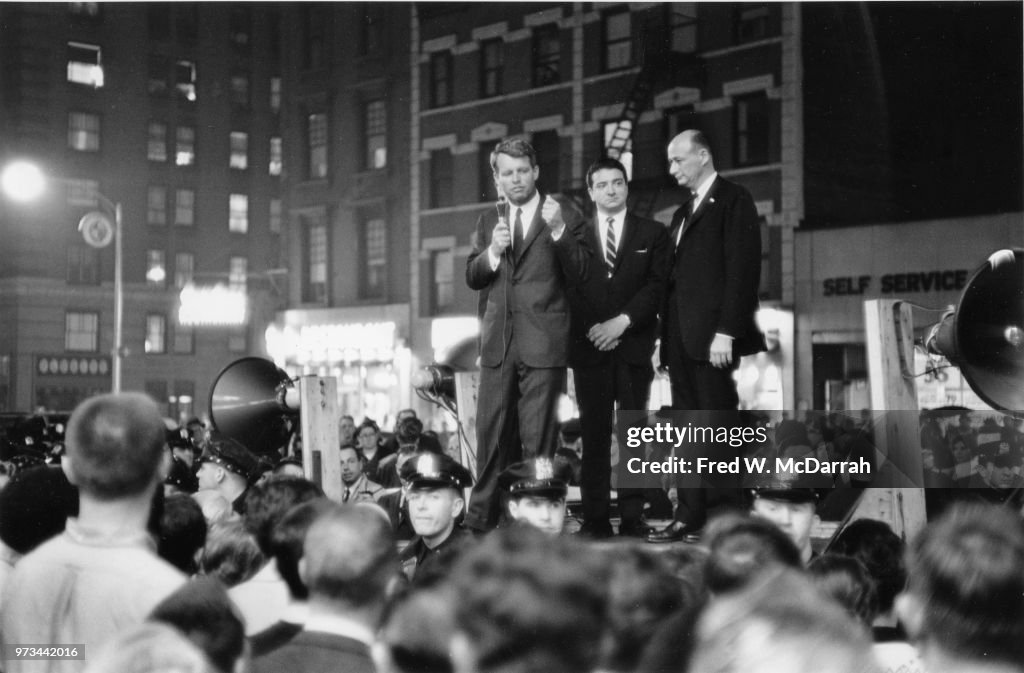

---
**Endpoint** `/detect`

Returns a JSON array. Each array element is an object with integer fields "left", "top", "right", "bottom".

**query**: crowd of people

[{"left": 1, "top": 392, "right": 1022, "bottom": 673}]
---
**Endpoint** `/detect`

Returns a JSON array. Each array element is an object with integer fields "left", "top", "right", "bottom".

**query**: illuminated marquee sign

[{"left": 178, "top": 284, "right": 248, "bottom": 326}]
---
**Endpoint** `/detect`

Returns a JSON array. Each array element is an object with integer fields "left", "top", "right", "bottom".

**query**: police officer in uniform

[
  {"left": 498, "top": 457, "right": 574, "bottom": 536},
  {"left": 399, "top": 451, "right": 474, "bottom": 584}
]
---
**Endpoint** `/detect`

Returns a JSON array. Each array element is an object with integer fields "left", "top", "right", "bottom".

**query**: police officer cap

[
  {"left": 198, "top": 436, "right": 259, "bottom": 480},
  {"left": 400, "top": 451, "right": 473, "bottom": 489},
  {"left": 498, "top": 457, "right": 572, "bottom": 499},
  {"left": 165, "top": 456, "right": 199, "bottom": 493},
  {"left": 748, "top": 473, "right": 820, "bottom": 504}
]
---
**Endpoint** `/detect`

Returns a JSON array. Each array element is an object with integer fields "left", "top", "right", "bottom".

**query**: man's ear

[
  {"left": 452, "top": 495, "right": 465, "bottom": 520},
  {"left": 507, "top": 499, "right": 521, "bottom": 520},
  {"left": 894, "top": 592, "right": 924, "bottom": 641},
  {"left": 215, "top": 466, "right": 227, "bottom": 484},
  {"left": 298, "top": 557, "right": 308, "bottom": 587}
]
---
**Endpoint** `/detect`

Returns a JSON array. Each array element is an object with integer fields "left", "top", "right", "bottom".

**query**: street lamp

[{"left": 1, "top": 160, "right": 125, "bottom": 393}]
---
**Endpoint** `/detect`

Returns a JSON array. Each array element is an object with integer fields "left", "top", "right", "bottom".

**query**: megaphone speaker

[
  {"left": 209, "top": 357, "right": 298, "bottom": 455},
  {"left": 925, "top": 248, "right": 1024, "bottom": 415}
]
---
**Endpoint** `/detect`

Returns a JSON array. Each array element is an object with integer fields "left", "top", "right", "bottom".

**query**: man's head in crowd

[
  {"left": 355, "top": 421, "right": 381, "bottom": 454},
  {"left": 749, "top": 486, "right": 819, "bottom": 563},
  {"left": 498, "top": 457, "right": 571, "bottom": 536},
  {"left": 339, "top": 446, "right": 367, "bottom": 488},
  {"left": 450, "top": 526, "right": 608, "bottom": 673},
  {"left": 490, "top": 138, "right": 539, "bottom": 206},
  {"left": 896, "top": 502, "right": 1024, "bottom": 669},
  {"left": 831, "top": 518, "right": 906, "bottom": 618},
  {"left": 269, "top": 498, "right": 333, "bottom": 601},
  {"left": 301, "top": 503, "right": 398, "bottom": 620},
  {"left": 196, "top": 437, "right": 258, "bottom": 503},
  {"left": 807, "top": 554, "right": 878, "bottom": 628},
  {"left": 376, "top": 585, "right": 457, "bottom": 673},
  {"left": 338, "top": 415, "right": 356, "bottom": 447},
  {"left": 703, "top": 513, "right": 803, "bottom": 595},
  {"left": 65, "top": 392, "right": 167, "bottom": 502},
  {"left": 691, "top": 568, "right": 879, "bottom": 673},
  {"left": 149, "top": 576, "right": 247, "bottom": 673},
  {"left": 158, "top": 493, "right": 207, "bottom": 575},
  {"left": 979, "top": 451, "right": 1019, "bottom": 489},
  {"left": 401, "top": 452, "right": 472, "bottom": 546},
  {"left": 242, "top": 476, "right": 324, "bottom": 559}
]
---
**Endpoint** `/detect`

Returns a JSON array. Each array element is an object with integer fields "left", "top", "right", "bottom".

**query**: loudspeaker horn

[
  {"left": 209, "top": 357, "right": 299, "bottom": 455},
  {"left": 925, "top": 248, "right": 1024, "bottom": 416}
]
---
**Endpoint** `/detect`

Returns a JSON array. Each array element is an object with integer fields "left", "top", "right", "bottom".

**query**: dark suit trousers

[
  {"left": 467, "top": 336, "right": 565, "bottom": 530},
  {"left": 574, "top": 358, "right": 653, "bottom": 529},
  {"left": 663, "top": 299, "right": 745, "bottom": 526}
]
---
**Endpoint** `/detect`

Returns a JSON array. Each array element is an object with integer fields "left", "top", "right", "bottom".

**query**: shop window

[{"left": 66, "top": 312, "right": 99, "bottom": 352}]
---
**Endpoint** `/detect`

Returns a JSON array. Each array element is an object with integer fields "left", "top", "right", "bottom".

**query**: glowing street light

[{"left": 1, "top": 160, "right": 125, "bottom": 393}]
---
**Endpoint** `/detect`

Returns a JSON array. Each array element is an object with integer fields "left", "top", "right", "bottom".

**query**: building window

[
  {"left": 145, "top": 314, "right": 167, "bottom": 354},
  {"left": 229, "top": 256, "right": 247, "bottom": 292},
  {"left": 171, "top": 381, "right": 196, "bottom": 421},
  {"left": 65, "top": 179, "right": 99, "bottom": 208},
  {"left": 69, "top": 3, "right": 101, "bottom": 18},
  {"left": 359, "top": 7, "right": 384, "bottom": 55},
  {"left": 175, "top": 59, "right": 197, "bottom": 102},
  {"left": 229, "top": 194, "right": 248, "bottom": 233},
  {"left": 148, "top": 4, "right": 171, "bottom": 40},
  {"left": 480, "top": 39, "right": 503, "bottom": 98},
  {"left": 736, "top": 4, "right": 772, "bottom": 43},
  {"left": 431, "top": 249, "right": 454, "bottom": 314},
  {"left": 230, "top": 73, "right": 250, "bottom": 108},
  {"left": 668, "top": 5, "right": 698, "bottom": 54},
  {"left": 364, "top": 101, "right": 387, "bottom": 170},
  {"left": 429, "top": 150, "right": 453, "bottom": 209},
  {"left": 307, "top": 112, "right": 328, "bottom": 179},
  {"left": 147, "top": 54, "right": 168, "bottom": 94},
  {"left": 269, "top": 199, "right": 282, "bottom": 233},
  {"left": 270, "top": 77, "right": 282, "bottom": 112},
  {"left": 68, "top": 112, "right": 100, "bottom": 152},
  {"left": 175, "top": 4, "right": 198, "bottom": 42},
  {"left": 175, "top": 189, "right": 194, "bottom": 226},
  {"left": 478, "top": 146, "right": 496, "bottom": 202},
  {"left": 230, "top": 132, "right": 248, "bottom": 170},
  {"left": 268, "top": 10, "right": 281, "bottom": 58},
  {"left": 269, "top": 137, "right": 283, "bottom": 176},
  {"left": 66, "top": 312, "right": 99, "bottom": 352},
  {"left": 533, "top": 130, "right": 561, "bottom": 194},
  {"left": 173, "top": 328, "right": 194, "bottom": 354},
  {"left": 229, "top": 6, "right": 251, "bottom": 49},
  {"left": 603, "top": 9, "right": 632, "bottom": 71},
  {"left": 532, "top": 25, "right": 561, "bottom": 86},
  {"left": 302, "top": 5, "right": 326, "bottom": 70},
  {"left": 147, "top": 186, "right": 167, "bottom": 225},
  {"left": 430, "top": 52, "right": 452, "bottom": 108},
  {"left": 174, "top": 252, "right": 194, "bottom": 289},
  {"left": 147, "top": 122, "right": 168, "bottom": 162},
  {"left": 175, "top": 126, "right": 195, "bottom": 166},
  {"left": 67, "top": 245, "right": 100, "bottom": 285},
  {"left": 303, "top": 212, "right": 327, "bottom": 303},
  {"left": 146, "top": 249, "right": 166, "bottom": 287},
  {"left": 361, "top": 217, "right": 386, "bottom": 299},
  {"left": 735, "top": 92, "right": 770, "bottom": 166},
  {"left": 67, "top": 41, "right": 104, "bottom": 88}
]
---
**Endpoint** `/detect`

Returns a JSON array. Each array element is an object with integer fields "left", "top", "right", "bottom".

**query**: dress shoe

[
  {"left": 575, "top": 522, "right": 615, "bottom": 539},
  {"left": 645, "top": 521, "right": 701, "bottom": 544}
]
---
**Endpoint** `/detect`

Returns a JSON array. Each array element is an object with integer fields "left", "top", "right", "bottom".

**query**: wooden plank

[{"left": 299, "top": 376, "right": 342, "bottom": 502}]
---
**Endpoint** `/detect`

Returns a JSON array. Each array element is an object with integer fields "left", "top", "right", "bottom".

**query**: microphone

[{"left": 495, "top": 189, "right": 511, "bottom": 261}]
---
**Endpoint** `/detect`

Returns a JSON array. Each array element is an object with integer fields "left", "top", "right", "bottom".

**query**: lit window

[
  {"left": 68, "top": 112, "right": 100, "bottom": 152},
  {"left": 145, "top": 314, "right": 167, "bottom": 354},
  {"left": 148, "top": 122, "right": 167, "bottom": 162},
  {"left": 364, "top": 101, "right": 386, "bottom": 170},
  {"left": 431, "top": 249, "right": 454, "bottom": 313},
  {"left": 270, "top": 77, "right": 282, "bottom": 112},
  {"left": 66, "top": 312, "right": 99, "bottom": 352},
  {"left": 67, "top": 41, "right": 104, "bottom": 88},
  {"left": 175, "top": 60, "right": 197, "bottom": 102},
  {"left": 65, "top": 179, "right": 99, "bottom": 208},
  {"left": 229, "top": 194, "right": 248, "bottom": 233},
  {"left": 175, "top": 189, "right": 194, "bottom": 226},
  {"left": 603, "top": 10, "right": 632, "bottom": 71},
  {"left": 304, "top": 212, "right": 327, "bottom": 303},
  {"left": 230, "top": 132, "right": 248, "bottom": 170},
  {"left": 146, "top": 249, "right": 166, "bottom": 287},
  {"left": 147, "top": 186, "right": 167, "bottom": 226},
  {"left": 229, "top": 256, "right": 247, "bottom": 291},
  {"left": 174, "top": 252, "right": 194, "bottom": 289},
  {"left": 269, "top": 198, "right": 282, "bottom": 233},
  {"left": 176, "top": 126, "right": 195, "bottom": 166},
  {"left": 230, "top": 73, "right": 250, "bottom": 108},
  {"left": 361, "top": 217, "right": 386, "bottom": 298},
  {"left": 69, "top": 3, "right": 101, "bottom": 18},
  {"left": 269, "top": 137, "right": 283, "bottom": 176},
  {"left": 308, "top": 113, "right": 328, "bottom": 179}
]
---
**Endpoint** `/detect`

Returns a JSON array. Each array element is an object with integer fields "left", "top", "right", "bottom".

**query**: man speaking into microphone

[{"left": 465, "top": 138, "right": 588, "bottom": 531}]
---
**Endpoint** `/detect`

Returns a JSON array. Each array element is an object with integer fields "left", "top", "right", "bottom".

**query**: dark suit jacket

[
  {"left": 662, "top": 176, "right": 766, "bottom": 361},
  {"left": 253, "top": 630, "right": 374, "bottom": 673},
  {"left": 566, "top": 211, "right": 671, "bottom": 368},
  {"left": 466, "top": 193, "right": 588, "bottom": 368}
]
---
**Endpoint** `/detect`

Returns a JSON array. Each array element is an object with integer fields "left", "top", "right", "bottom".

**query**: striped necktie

[{"left": 604, "top": 216, "right": 617, "bottom": 275}]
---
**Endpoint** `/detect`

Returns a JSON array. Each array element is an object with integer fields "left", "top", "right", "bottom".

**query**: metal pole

[{"left": 112, "top": 201, "right": 123, "bottom": 393}]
